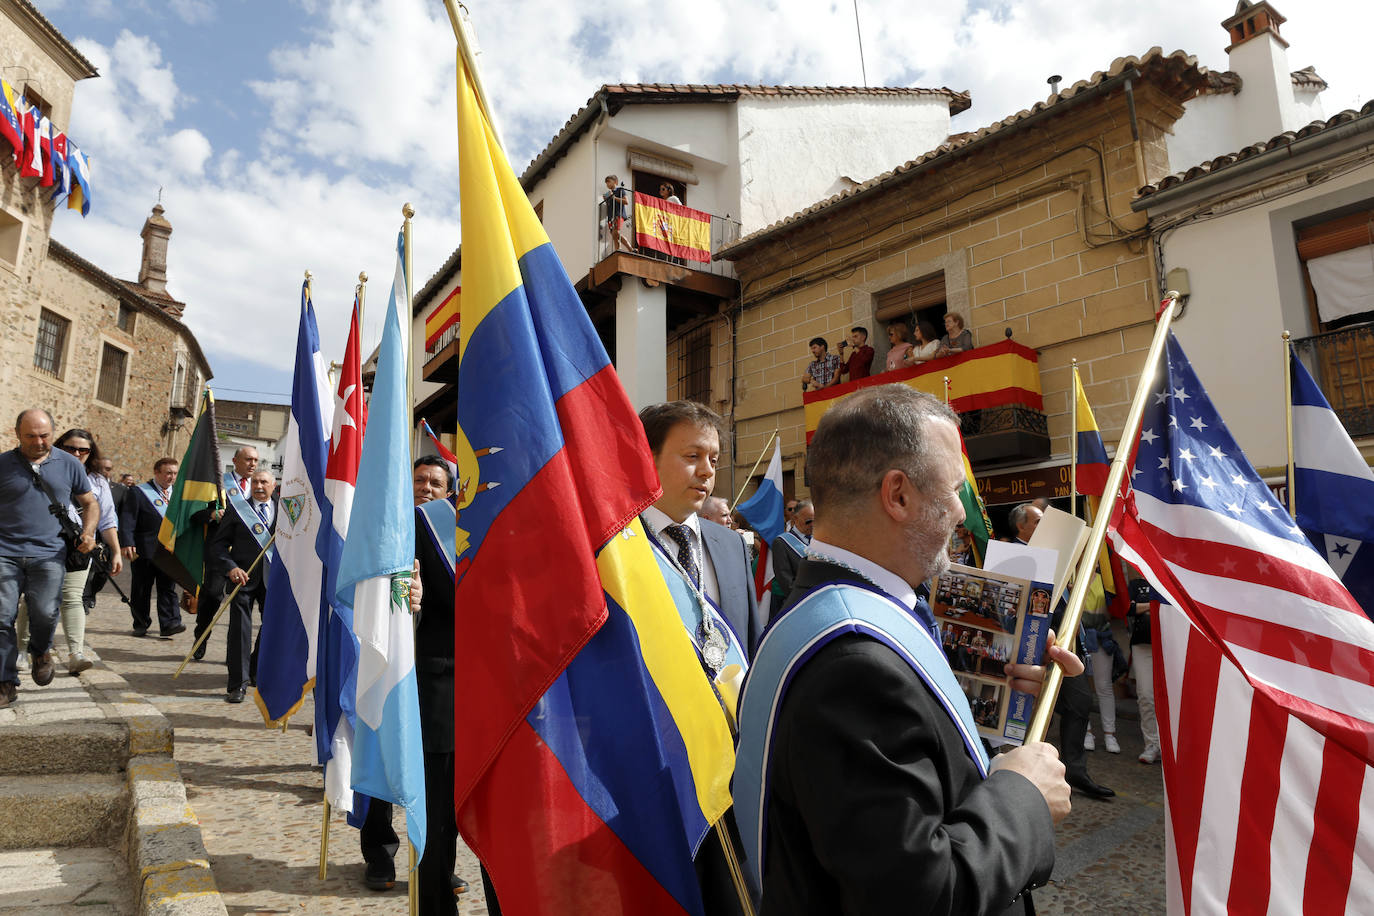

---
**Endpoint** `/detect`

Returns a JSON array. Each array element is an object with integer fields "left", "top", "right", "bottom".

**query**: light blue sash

[
  {"left": 776, "top": 531, "right": 807, "bottom": 558},
  {"left": 223, "top": 472, "right": 273, "bottom": 561},
  {"left": 734, "top": 582, "right": 990, "bottom": 889},
  {"left": 137, "top": 482, "right": 168, "bottom": 518},
  {"left": 646, "top": 528, "right": 748, "bottom": 675},
  {"left": 417, "top": 498, "right": 457, "bottom": 578}
]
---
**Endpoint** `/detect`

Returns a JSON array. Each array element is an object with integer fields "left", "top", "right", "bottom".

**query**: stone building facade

[
  {"left": 716, "top": 50, "right": 1209, "bottom": 512},
  {"left": 0, "top": 1, "right": 212, "bottom": 477}
]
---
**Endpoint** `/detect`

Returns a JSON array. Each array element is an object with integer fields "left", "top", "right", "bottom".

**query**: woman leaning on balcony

[
  {"left": 902, "top": 320, "right": 942, "bottom": 366},
  {"left": 935, "top": 311, "right": 974, "bottom": 358}
]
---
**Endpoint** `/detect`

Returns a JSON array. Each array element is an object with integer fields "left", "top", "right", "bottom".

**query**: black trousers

[
  {"left": 130, "top": 557, "right": 179, "bottom": 634},
  {"left": 1057, "top": 661, "right": 1093, "bottom": 779},
  {"left": 193, "top": 576, "right": 224, "bottom": 645},
  {"left": 419, "top": 750, "right": 458, "bottom": 916},
  {"left": 360, "top": 799, "right": 398, "bottom": 869},
  {"left": 225, "top": 584, "right": 262, "bottom": 692}
]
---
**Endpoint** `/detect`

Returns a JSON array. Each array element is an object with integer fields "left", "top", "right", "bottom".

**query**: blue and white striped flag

[
  {"left": 257, "top": 282, "right": 336, "bottom": 725},
  {"left": 337, "top": 231, "right": 425, "bottom": 859},
  {"left": 1291, "top": 347, "right": 1374, "bottom": 620}
]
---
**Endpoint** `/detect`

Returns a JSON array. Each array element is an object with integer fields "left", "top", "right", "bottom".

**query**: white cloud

[
  {"left": 168, "top": 0, "right": 214, "bottom": 25},
  {"left": 166, "top": 128, "right": 211, "bottom": 174}
]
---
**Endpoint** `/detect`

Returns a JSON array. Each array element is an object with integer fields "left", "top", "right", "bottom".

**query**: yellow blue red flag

[{"left": 451, "top": 38, "right": 736, "bottom": 916}]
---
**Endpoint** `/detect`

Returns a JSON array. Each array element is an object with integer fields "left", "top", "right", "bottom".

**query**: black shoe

[
  {"left": 364, "top": 859, "right": 396, "bottom": 891},
  {"left": 225, "top": 687, "right": 247, "bottom": 704},
  {"left": 1067, "top": 772, "right": 1116, "bottom": 800},
  {"left": 132, "top": 627, "right": 148, "bottom": 638},
  {"left": 192, "top": 643, "right": 206, "bottom": 661},
  {"left": 451, "top": 874, "right": 469, "bottom": 895},
  {"left": 161, "top": 623, "right": 187, "bottom": 638}
]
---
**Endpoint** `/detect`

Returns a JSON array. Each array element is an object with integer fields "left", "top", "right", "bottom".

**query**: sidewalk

[
  {"left": 82, "top": 582, "right": 489, "bottom": 916},
  {"left": 81, "top": 580, "right": 1163, "bottom": 914}
]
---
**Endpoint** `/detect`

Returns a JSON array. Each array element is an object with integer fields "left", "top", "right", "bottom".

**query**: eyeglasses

[{"left": 62, "top": 445, "right": 91, "bottom": 455}]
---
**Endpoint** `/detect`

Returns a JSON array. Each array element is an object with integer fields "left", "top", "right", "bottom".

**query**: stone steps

[{"left": 0, "top": 773, "right": 126, "bottom": 849}]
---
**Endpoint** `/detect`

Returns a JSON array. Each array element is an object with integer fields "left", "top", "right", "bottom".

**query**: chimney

[
  {"left": 1221, "top": 0, "right": 1300, "bottom": 138},
  {"left": 138, "top": 203, "right": 172, "bottom": 295}
]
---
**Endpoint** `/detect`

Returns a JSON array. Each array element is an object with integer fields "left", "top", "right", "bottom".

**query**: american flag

[{"left": 1108, "top": 332, "right": 1374, "bottom": 914}]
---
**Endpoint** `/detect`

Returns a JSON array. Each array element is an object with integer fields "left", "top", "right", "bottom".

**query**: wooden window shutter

[
  {"left": 1297, "top": 210, "right": 1374, "bottom": 261},
  {"left": 875, "top": 273, "right": 946, "bottom": 322}
]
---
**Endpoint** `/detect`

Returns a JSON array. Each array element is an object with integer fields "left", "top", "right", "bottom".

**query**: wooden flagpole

[
  {"left": 1070, "top": 360, "right": 1079, "bottom": 520},
  {"left": 731, "top": 429, "right": 779, "bottom": 510},
  {"left": 173, "top": 535, "right": 276, "bottom": 678},
  {"left": 1025, "top": 293, "right": 1181, "bottom": 743}
]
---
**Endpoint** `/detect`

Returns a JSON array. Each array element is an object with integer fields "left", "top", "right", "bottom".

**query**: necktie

[
  {"left": 256, "top": 502, "right": 269, "bottom": 525},
  {"left": 661, "top": 524, "right": 700, "bottom": 588},
  {"left": 240, "top": 477, "right": 248, "bottom": 494}
]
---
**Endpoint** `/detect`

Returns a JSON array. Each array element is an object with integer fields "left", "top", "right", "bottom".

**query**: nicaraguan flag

[
  {"left": 337, "top": 231, "right": 425, "bottom": 860},
  {"left": 736, "top": 439, "right": 784, "bottom": 607},
  {"left": 1291, "top": 347, "right": 1374, "bottom": 620},
  {"left": 256, "top": 282, "right": 336, "bottom": 726}
]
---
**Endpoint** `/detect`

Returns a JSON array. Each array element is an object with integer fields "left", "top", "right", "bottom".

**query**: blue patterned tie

[
  {"left": 256, "top": 502, "right": 269, "bottom": 525},
  {"left": 662, "top": 524, "right": 700, "bottom": 588}
]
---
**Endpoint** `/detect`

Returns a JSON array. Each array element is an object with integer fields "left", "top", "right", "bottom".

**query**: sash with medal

[
  {"left": 733, "top": 581, "right": 991, "bottom": 890},
  {"left": 645, "top": 524, "right": 748, "bottom": 679},
  {"left": 223, "top": 472, "right": 274, "bottom": 561},
  {"left": 137, "top": 481, "right": 169, "bottom": 517}
]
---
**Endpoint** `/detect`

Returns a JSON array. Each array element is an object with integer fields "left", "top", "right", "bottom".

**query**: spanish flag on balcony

[
  {"left": 453, "top": 33, "right": 735, "bottom": 915},
  {"left": 803, "top": 339, "right": 1043, "bottom": 443},
  {"left": 423, "top": 285, "right": 460, "bottom": 350},
  {"left": 634, "top": 194, "right": 712, "bottom": 263}
]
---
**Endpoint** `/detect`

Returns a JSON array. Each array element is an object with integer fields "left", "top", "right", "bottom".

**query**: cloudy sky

[{"left": 35, "top": 0, "right": 1368, "bottom": 403}]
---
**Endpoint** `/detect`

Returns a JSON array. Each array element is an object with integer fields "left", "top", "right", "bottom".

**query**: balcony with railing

[
  {"left": 801, "top": 340, "right": 1051, "bottom": 464},
  {"left": 422, "top": 318, "right": 461, "bottom": 384},
  {"left": 590, "top": 192, "right": 741, "bottom": 295},
  {"left": 1292, "top": 324, "right": 1374, "bottom": 438}
]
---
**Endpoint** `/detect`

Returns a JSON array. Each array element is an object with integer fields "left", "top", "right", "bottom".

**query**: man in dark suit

[
  {"left": 638, "top": 401, "right": 763, "bottom": 660},
  {"left": 208, "top": 469, "right": 275, "bottom": 702},
  {"left": 734, "top": 385, "right": 1080, "bottom": 914},
  {"left": 119, "top": 457, "right": 185, "bottom": 638},
  {"left": 769, "top": 498, "right": 812, "bottom": 606}
]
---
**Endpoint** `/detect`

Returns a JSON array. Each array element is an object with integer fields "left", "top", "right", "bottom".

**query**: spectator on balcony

[
  {"left": 838, "top": 327, "right": 874, "bottom": 381},
  {"left": 658, "top": 181, "right": 682, "bottom": 205},
  {"left": 885, "top": 321, "right": 914, "bottom": 371},
  {"left": 901, "top": 320, "right": 942, "bottom": 367},
  {"left": 602, "top": 175, "right": 632, "bottom": 252},
  {"left": 802, "top": 338, "right": 843, "bottom": 391},
  {"left": 936, "top": 312, "right": 974, "bottom": 357}
]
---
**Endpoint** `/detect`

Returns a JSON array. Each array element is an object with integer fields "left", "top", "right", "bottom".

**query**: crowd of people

[
  {"left": 2, "top": 389, "right": 1162, "bottom": 914},
  {"left": 800, "top": 310, "right": 975, "bottom": 391}
]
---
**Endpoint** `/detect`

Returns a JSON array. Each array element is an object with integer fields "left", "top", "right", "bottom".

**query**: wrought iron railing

[
  {"left": 1292, "top": 324, "right": 1374, "bottom": 437},
  {"left": 426, "top": 321, "right": 460, "bottom": 358},
  {"left": 595, "top": 193, "right": 740, "bottom": 279}
]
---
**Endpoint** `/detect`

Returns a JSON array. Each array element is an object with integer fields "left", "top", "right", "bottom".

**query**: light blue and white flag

[
  {"left": 256, "top": 282, "right": 336, "bottom": 726},
  {"left": 1291, "top": 347, "right": 1374, "bottom": 620},
  {"left": 736, "top": 439, "right": 785, "bottom": 617},
  {"left": 337, "top": 231, "right": 425, "bottom": 859}
]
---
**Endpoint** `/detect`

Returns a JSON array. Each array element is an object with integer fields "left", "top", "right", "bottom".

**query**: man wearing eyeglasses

[{"left": 0, "top": 409, "right": 97, "bottom": 708}]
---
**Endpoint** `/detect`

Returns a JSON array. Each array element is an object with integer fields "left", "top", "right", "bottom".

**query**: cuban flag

[
  {"left": 256, "top": 282, "right": 335, "bottom": 727},
  {"left": 318, "top": 292, "right": 368, "bottom": 815},
  {"left": 736, "top": 439, "right": 785, "bottom": 615},
  {"left": 1291, "top": 347, "right": 1374, "bottom": 620},
  {"left": 337, "top": 231, "right": 425, "bottom": 860}
]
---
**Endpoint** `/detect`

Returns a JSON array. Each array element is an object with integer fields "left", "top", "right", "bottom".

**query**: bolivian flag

[
  {"left": 155, "top": 389, "right": 223, "bottom": 593},
  {"left": 633, "top": 194, "right": 711, "bottom": 263}
]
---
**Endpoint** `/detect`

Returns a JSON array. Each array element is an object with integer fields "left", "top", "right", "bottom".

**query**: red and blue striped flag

[{"left": 451, "top": 39, "right": 736, "bottom": 915}]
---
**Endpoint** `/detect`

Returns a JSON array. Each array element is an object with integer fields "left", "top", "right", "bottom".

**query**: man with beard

[{"left": 733, "top": 385, "right": 1080, "bottom": 915}]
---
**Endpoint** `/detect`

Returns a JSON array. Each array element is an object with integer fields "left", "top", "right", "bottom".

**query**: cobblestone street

[{"left": 83, "top": 581, "right": 1163, "bottom": 915}]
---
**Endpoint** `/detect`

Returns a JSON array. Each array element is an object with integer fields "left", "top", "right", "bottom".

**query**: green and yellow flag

[
  {"left": 154, "top": 389, "right": 223, "bottom": 593},
  {"left": 957, "top": 431, "right": 993, "bottom": 566}
]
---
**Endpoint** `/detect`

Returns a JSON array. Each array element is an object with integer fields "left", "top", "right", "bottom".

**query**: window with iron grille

[
  {"left": 33, "top": 309, "right": 68, "bottom": 377},
  {"left": 677, "top": 323, "right": 712, "bottom": 405},
  {"left": 96, "top": 343, "right": 128, "bottom": 406}
]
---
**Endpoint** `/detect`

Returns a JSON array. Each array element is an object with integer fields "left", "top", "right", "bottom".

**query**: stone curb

[{"left": 83, "top": 660, "right": 228, "bottom": 916}]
